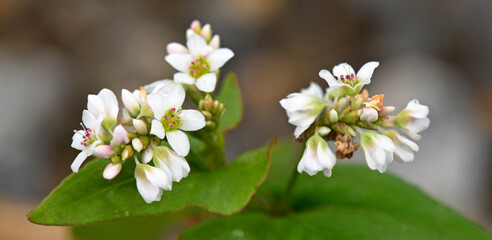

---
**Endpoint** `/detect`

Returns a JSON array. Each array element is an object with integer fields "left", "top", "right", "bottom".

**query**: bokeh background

[{"left": 1, "top": 0, "right": 492, "bottom": 239}]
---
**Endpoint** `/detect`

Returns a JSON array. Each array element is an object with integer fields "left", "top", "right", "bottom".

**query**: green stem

[
  {"left": 191, "top": 129, "right": 226, "bottom": 170},
  {"left": 276, "top": 142, "right": 305, "bottom": 214}
]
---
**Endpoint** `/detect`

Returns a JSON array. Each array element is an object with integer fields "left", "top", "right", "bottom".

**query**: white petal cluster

[
  {"left": 134, "top": 157, "right": 172, "bottom": 204},
  {"left": 165, "top": 33, "right": 233, "bottom": 92},
  {"left": 280, "top": 82, "right": 327, "bottom": 138},
  {"left": 297, "top": 134, "right": 336, "bottom": 177},
  {"left": 384, "top": 130, "right": 419, "bottom": 163},
  {"left": 319, "top": 61, "right": 379, "bottom": 95},
  {"left": 395, "top": 99, "right": 430, "bottom": 140},
  {"left": 360, "top": 131, "right": 396, "bottom": 173},
  {"left": 71, "top": 89, "right": 119, "bottom": 173}
]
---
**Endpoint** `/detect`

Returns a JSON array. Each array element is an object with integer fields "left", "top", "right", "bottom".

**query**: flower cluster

[
  {"left": 70, "top": 20, "right": 233, "bottom": 203},
  {"left": 280, "top": 62, "right": 430, "bottom": 175}
]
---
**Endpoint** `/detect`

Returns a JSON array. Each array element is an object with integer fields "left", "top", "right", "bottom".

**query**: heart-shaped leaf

[
  {"left": 28, "top": 143, "right": 272, "bottom": 226},
  {"left": 216, "top": 72, "right": 243, "bottom": 134},
  {"left": 180, "top": 141, "right": 492, "bottom": 240}
]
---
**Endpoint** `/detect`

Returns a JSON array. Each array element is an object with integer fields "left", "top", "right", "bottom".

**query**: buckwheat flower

[
  {"left": 153, "top": 146, "right": 191, "bottom": 182},
  {"left": 71, "top": 89, "right": 119, "bottom": 172},
  {"left": 165, "top": 33, "right": 234, "bottom": 92},
  {"left": 87, "top": 89, "right": 119, "bottom": 131},
  {"left": 147, "top": 85, "right": 206, "bottom": 156},
  {"left": 134, "top": 158, "right": 172, "bottom": 204},
  {"left": 383, "top": 130, "right": 419, "bottom": 162},
  {"left": 360, "top": 131, "right": 396, "bottom": 173},
  {"left": 319, "top": 61, "right": 379, "bottom": 95},
  {"left": 280, "top": 82, "right": 327, "bottom": 138},
  {"left": 297, "top": 134, "right": 336, "bottom": 177},
  {"left": 394, "top": 99, "right": 430, "bottom": 140}
]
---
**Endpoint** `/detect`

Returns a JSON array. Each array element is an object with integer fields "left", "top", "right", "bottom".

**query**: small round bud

[{"left": 329, "top": 109, "right": 339, "bottom": 123}]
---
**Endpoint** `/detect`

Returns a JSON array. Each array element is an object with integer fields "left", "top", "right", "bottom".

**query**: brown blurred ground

[{"left": 1, "top": 0, "right": 491, "bottom": 239}]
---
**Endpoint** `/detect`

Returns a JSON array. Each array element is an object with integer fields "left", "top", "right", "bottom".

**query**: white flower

[
  {"left": 279, "top": 82, "right": 327, "bottom": 138},
  {"left": 383, "top": 130, "right": 419, "bottom": 162},
  {"left": 165, "top": 33, "right": 234, "bottom": 92},
  {"left": 134, "top": 158, "right": 172, "bottom": 204},
  {"left": 147, "top": 84, "right": 206, "bottom": 156},
  {"left": 395, "top": 99, "right": 430, "bottom": 140},
  {"left": 319, "top": 61, "right": 379, "bottom": 95},
  {"left": 297, "top": 134, "right": 336, "bottom": 177},
  {"left": 360, "top": 131, "right": 396, "bottom": 173},
  {"left": 87, "top": 88, "right": 119, "bottom": 131},
  {"left": 153, "top": 146, "right": 191, "bottom": 182},
  {"left": 71, "top": 89, "right": 118, "bottom": 172}
]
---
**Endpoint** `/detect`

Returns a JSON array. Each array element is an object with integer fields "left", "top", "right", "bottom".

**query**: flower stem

[{"left": 275, "top": 142, "right": 305, "bottom": 214}]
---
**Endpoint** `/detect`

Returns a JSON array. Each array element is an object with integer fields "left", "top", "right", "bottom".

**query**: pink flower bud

[
  {"left": 360, "top": 107, "right": 378, "bottom": 123},
  {"left": 94, "top": 145, "right": 115, "bottom": 159},
  {"left": 103, "top": 163, "right": 122, "bottom": 180},
  {"left": 113, "top": 125, "right": 130, "bottom": 145},
  {"left": 190, "top": 20, "right": 201, "bottom": 31},
  {"left": 379, "top": 106, "right": 395, "bottom": 117}
]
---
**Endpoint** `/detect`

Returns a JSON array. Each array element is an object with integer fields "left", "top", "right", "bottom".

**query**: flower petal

[
  {"left": 71, "top": 130, "right": 86, "bottom": 151},
  {"left": 187, "top": 34, "right": 209, "bottom": 56},
  {"left": 103, "top": 163, "right": 122, "bottom": 180},
  {"left": 165, "top": 53, "right": 193, "bottom": 73},
  {"left": 71, "top": 150, "right": 89, "bottom": 173},
  {"left": 166, "top": 84, "right": 186, "bottom": 109},
  {"left": 300, "top": 82, "right": 324, "bottom": 100},
  {"left": 333, "top": 63, "right": 355, "bottom": 79},
  {"left": 319, "top": 69, "right": 338, "bottom": 86},
  {"left": 98, "top": 88, "right": 119, "bottom": 121},
  {"left": 166, "top": 130, "right": 190, "bottom": 156},
  {"left": 195, "top": 73, "right": 217, "bottom": 92},
  {"left": 207, "top": 48, "right": 234, "bottom": 71},
  {"left": 180, "top": 109, "right": 206, "bottom": 131},
  {"left": 150, "top": 119, "right": 165, "bottom": 139},
  {"left": 356, "top": 61, "right": 379, "bottom": 82},
  {"left": 167, "top": 42, "right": 188, "bottom": 54},
  {"left": 174, "top": 72, "right": 196, "bottom": 85},
  {"left": 147, "top": 93, "right": 167, "bottom": 120}
]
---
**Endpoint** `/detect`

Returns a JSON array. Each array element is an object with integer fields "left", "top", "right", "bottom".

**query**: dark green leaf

[
  {"left": 215, "top": 72, "right": 243, "bottom": 134},
  {"left": 28, "top": 143, "right": 272, "bottom": 226},
  {"left": 180, "top": 141, "right": 492, "bottom": 240},
  {"left": 72, "top": 208, "right": 205, "bottom": 240}
]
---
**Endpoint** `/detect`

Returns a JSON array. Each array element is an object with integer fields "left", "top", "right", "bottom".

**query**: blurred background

[{"left": 1, "top": 0, "right": 491, "bottom": 239}]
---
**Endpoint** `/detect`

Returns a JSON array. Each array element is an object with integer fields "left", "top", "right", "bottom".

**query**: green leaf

[
  {"left": 28, "top": 143, "right": 272, "bottom": 226},
  {"left": 180, "top": 141, "right": 492, "bottom": 240},
  {"left": 216, "top": 72, "right": 243, "bottom": 134},
  {"left": 72, "top": 208, "right": 204, "bottom": 240}
]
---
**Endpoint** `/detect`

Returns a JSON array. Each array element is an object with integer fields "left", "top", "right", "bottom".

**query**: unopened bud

[
  {"left": 201, "top": 111, "right": 213, "bottom": 120},
  {"left": 360, "top": 107, "right": 378, "bottom": 123},
  {"left": 94, "top": 145, "right": 115, "bottom": 159},
  {"left": 335, "top": 98, "right": 349, "bottom": 112},
  {"left": 133, "top": 119, "right": 148, "bottom": 135},
  {"left": 206, "top": 121, "right": 216, "bottom": 129},
  {"left": 110, "top": 155, "right": 121, "bottom": 164},
  {"left": 103, "top": 163, "right": 122, "bottom": 180},
  {"left": 122, "top": 89, "right": 140, "bottom": 117},
  {"left": 318, "top": 126, "right": 331, "bottom": 136},
  {"left": 113, "top": 125, "right": 130, "bottom": 145},
  {"left": 210, "top": 35, "right": 220, "bottom": 49},
  {"left": 190, "top": 20, "right": 201, "bottom": 31},
  {"left": 132, "top": 138, "right": 144, "bottom": 152},
  {"left": 379, "top": 106, "right": 395, "bottom": 117},
  {"left": 347, "top": 126, "right": 357, "bottom": 137},
  {"left": 329, "top": 109, "right": 338, "bottom": 122},
  {"left": 353, "top": 98, "right": 364, "bottom": 109},
  {"left": 341, "top": 110, "right": 361, "bottom": 124},
  {"left": 121, "top": 145, "right": 134, "bottom": 161},
  {"left": 201, "top": 24, "right": 212, "bottom": 40}
]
